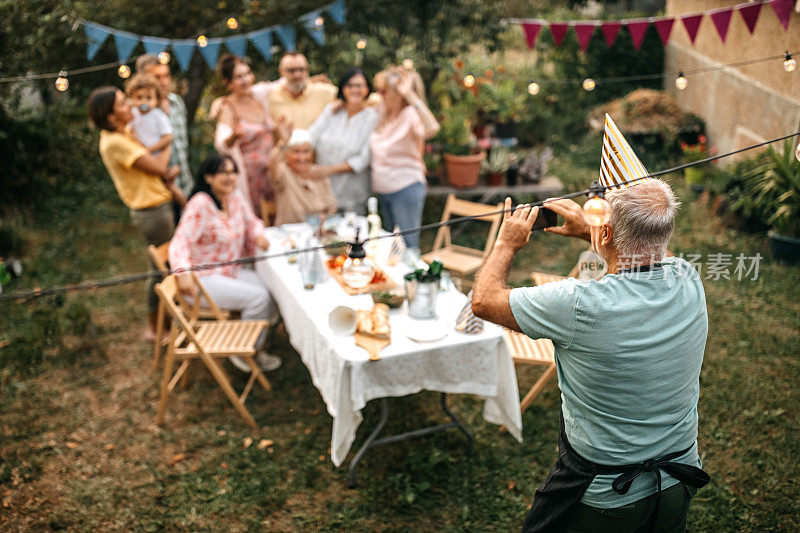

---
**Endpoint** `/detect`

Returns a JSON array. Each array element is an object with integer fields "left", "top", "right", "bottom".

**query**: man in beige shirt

[{"left": 268, "top": 53, "right": 338, "bottom": 129}]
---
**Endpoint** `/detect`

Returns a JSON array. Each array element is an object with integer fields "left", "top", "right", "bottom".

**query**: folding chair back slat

[{"left": 504, "top": 329, "right": 557, "bottom": 413}]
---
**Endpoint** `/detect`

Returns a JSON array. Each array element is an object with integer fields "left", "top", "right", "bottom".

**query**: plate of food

[{"left": 405, "top": 319, "right": 448, "bottom": 343}]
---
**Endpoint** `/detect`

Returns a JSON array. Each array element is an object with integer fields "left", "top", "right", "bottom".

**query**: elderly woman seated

[
  {"left": 169, "top": 154, "right": 281, "bottom": 371},
  {"left": 269, "top": 124, "right": 337, "bottom": 226}
]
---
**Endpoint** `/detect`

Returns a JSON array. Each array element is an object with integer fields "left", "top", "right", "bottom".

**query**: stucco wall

[{"left": 664, "top": 0, "right": 800, "bottom": 158}]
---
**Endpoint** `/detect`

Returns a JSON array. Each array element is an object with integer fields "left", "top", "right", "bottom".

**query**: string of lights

[{"left": 2, "top": 130, "right": 798, "bottom": 304}]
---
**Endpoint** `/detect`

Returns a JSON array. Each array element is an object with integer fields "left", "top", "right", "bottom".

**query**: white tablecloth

[{"left": 255, "top": 223, "right": 523, "bottom": 466}]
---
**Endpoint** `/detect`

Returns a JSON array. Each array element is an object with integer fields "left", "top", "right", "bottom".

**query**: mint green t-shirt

[{"left": 509, "top": 257, "right": 708, "bottom": 508}]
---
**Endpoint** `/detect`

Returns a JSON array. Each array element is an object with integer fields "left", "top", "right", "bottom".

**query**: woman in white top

[{"left": 308, "top": 67, "right": 378, "bottom": 215}]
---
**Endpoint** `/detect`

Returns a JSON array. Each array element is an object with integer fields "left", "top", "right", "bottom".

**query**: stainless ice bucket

[{"left": 404, "top": 278, "right": 439, "bottom": 319}]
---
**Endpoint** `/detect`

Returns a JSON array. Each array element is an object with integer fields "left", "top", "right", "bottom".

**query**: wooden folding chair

[
  {"left": 154, "top": 274, "right": 271, "bottom": 428},
  {"left": 504, "top": 330, "right": 557, "bottom": 413},
  {"left": 421, "top": 194, "right": 503, "bottom": 281},
  {"left": 529, "top": 252, "right": 584, "bottom": 286},
  {"left": 148, "top": 242, "right": 229, "bottom": 368}
]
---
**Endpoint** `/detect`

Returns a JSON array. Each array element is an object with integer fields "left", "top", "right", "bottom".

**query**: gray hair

[
  {"left": 135, "top": 54, "right": 160, "bottom": 73},
  {"left": 606, "top": 179, "right": 680, "bottom": 260}
]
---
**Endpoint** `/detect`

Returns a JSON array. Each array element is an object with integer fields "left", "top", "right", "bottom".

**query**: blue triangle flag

[
  {"left": 225, "top": 35, "right": 247, "bottom": 57},
  {"left": 142, "top": 36, "right": 171, "bottom": 56},
  {"left": 301, "top": 12, "right": 325, "bottom": 46},
  {"left": 248, "top": 29, "right": 273, "bottom": 61},
  {"left": 171, "top": 39, "right": 196, "bottom": 72},
  {"left": 325, "top": 0, "right": 347, "bottom": 25},
  {"left": 113, "top": 30, "right": 140, "bottom": 64},
  {"left": 274, "top": 25, "right": 296, "bottom": 51},
  {"left": 198, "top": 37, "right": 223, "bottom": 68},
  {"left": 83, "top": 21, "right": 111, "bottom": 61}
]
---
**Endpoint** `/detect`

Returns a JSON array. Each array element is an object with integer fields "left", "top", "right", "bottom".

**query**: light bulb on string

[
  {"left": 315, "top": 15, "right": 324, "bottom": 26},
  {"left": 675, "top": 72, "right": 688, "bottom": 90},
  {"left": 583, "top": 181, "right": 611, "bottom": 227},
  {"left": 402, "top": 58, "right": 414, "bottom": 70},
  {"left": 527, "top": 82, "right": 540, "bottom": 95},
  {"left": 118, "top": 64, "right": 131, "bottom": 78},
  {"left": 783, "top": 51, "right": 796, "bottom": 73},
  {"left": 356, "top": 37, "right": 367, "bottom": 50},
  {"left": 55, "top": 71, "right": 69, "bottom": 92},
  {"left": 463, "top": 74, "right": 476, "bottom": 88},
  {"left": 158, "top": 51, "right": 170, "bottom": 64},
  {"left": 582, "top": 78, "right": 596, "bottom": 91},
  {"left": 227, "top": 17, "right": 239, "bottom": 30},
  {"left": 197, "top": 35, "right": 208, "bottom": 47}
]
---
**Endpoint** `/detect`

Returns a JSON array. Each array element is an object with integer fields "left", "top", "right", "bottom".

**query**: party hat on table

[
  {"left": 599, "top": 114, "right": 652, "bottom": 191},
  {"left": 455, "top": 290, "right": 484, "bottom": 334},
  {"left": 387, "top": 225, "right": 406, "bottom": 266}
]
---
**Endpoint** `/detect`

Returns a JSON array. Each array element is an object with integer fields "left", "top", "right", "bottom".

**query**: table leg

[{"left": 347, "top": 394, "right": 475, "bottom": 488}]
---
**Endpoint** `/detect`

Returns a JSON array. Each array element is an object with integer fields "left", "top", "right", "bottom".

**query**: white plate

[{"left": 405, "top": 320, "right": 448, "bottom": 343}]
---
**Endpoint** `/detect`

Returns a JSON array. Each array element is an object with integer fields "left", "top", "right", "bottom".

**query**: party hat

[
  {"left": 387, "top": 225, "right": 406, "bottom": 266},
  {"left": 599, "top": 114, "right": 651, "bottom": 190},
  {"left": 455, "top": 290, "right": 484, "bottom": 334}
]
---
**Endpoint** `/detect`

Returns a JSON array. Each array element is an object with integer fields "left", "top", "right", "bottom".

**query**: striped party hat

[
  {"left": 455, "top": 290, "right": 484, "bottom": 334},
  {"left": 599, "top": 114, "right": 651, "bottom": 190},
  {"left": 387, "top": 225, "right": 406, "bottom": 265}
]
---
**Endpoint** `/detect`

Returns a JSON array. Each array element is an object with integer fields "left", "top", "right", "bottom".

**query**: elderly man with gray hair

[{"left": 473, "top": 180, "right": 710, "bottom": 533}]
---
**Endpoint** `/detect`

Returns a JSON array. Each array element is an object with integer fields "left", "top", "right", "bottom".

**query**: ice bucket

[{"left": 404, "top": 278, "right": 439, "bottom": 319}]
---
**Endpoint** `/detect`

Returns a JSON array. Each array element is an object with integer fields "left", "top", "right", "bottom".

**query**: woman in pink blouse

[
  {"left": 369, "top": 67, "right": 440, "bottom": 251},
  {"left": 170, "top": 154, "right": 281, "bottom": 371}
]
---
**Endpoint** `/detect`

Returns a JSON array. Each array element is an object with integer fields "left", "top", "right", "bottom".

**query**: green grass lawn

[{"left": 1, "top": 170, "right": 798, "bottom": 531}]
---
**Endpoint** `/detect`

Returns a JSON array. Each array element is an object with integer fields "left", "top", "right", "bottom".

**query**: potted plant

[
  {"left": 482, "top": 147, "right": 511, "bottom": 186},
  {"left": 681, "top": 135, "right": 712, "bottom": 190},
  {"left": 480, "top": 78, "right": 526, "bottom": 138},
  {"left": 740, "top": 141, "right": 800, "bottom": 262},
  {"left": 436, "top": 105, "right": 484, "bottom": 188}
]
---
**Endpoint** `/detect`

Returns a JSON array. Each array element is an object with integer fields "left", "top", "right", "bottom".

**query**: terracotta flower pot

[
  {"left": 488, "top": 172, "right": 504, "bottom": 186},
  {"left": 444, "top": 152, "right": 485, "bottom": 188}
]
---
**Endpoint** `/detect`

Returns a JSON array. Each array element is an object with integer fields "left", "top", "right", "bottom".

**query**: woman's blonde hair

[{"left": 373, "top": 66, "right": 426, "bottom": 105}]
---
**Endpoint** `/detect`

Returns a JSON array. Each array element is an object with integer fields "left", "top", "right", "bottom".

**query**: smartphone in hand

[{"left": 531, "top": 206, "right": 559, "bottom": 231}]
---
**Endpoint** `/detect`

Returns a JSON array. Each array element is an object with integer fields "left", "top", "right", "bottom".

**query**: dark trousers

[
  {"left": 560, "top": 483, "right": 698, "bottom": 533},
  {"left": 129, "top": 202, "right": 175, "bottom": 313}
]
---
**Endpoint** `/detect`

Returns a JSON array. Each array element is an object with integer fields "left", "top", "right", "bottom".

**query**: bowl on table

[{"left": 371, "top": 289, "right": 405, "bottom": 309}]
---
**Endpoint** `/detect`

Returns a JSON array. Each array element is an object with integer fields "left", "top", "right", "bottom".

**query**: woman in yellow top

[{"left": 89, "top": 86, "right": 181, "bottom": 342}]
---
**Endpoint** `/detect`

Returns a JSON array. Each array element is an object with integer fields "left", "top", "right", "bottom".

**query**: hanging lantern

[
  {"left": 55, "top": 71, "right": 69, "bottom": 92},
  {"left": 197, "top": 35, "right": 208, "bottom": 47},
  {"left": 582, "top": 78, "right": 596, "bottom": 91},
  {"left": 356, "top": 37, "right": 367, "bottom": 50},
  {"left": 402, "top": 58, "right": 414, "bottom": 70},
  {"left": 341, "top": 228, "right": 375, "bottom": 289},
  {"left": 783, "top": 51, "right": 796, "bottom": 73},
  {"left": 675, "top": 72, "right": 688, "bottom": 90},
  {"left": 527, "top": 82, "right": 540, "bottom": 95},
  {"left": 463, "top": 74, "right": 476, "bottom": 88},
  {"left": 158, "top": 51, "right": 170, "bottom": 64},
  {"left": 227, "top": 17, "right": 239, "bottom": 30},
  {"left": 118, "top": 64, "right": 131, "bottom": 79},
  {"left": 583, "top": 181, "right": 611, "bottom": 226}
]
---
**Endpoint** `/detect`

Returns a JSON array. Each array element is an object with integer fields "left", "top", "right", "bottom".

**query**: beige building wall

[{"left": 664, "top": 0, "right": 800, "bottom": 159}]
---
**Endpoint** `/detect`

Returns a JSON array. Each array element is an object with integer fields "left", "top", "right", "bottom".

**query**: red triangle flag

[
  {"left": 769, "top": 0, "right": 793, "bottom": 31},
  {"left": 600, "top": 21, "right": 622, "bottom": 47},
  {"left": 709, "top": 8, "right": 733, "bottom": 42},
  {"left": 626, "top": 19, "right": 650, "bottom": 50},
  {"left": 738, "top": 2, "right": 763, "bottom": 34},
  {"left": 681, "top": 14, "right": 703, "bottom": 44},
  {"left": 573, "top": 23, "right": 597, "bottom": 51},
  {"left": 522, "top": 22, "right": 543, "bottom": 49},
  {"left": 549, "top": 23, "right": 569, "bottom": 46},
  {"left": 653, "top": 17, "right": 675, "bottom": 46}
]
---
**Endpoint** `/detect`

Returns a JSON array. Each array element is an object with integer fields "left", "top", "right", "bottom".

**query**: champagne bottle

[{"left": 366, "top": 196, "right": 381, "bottom": 254}]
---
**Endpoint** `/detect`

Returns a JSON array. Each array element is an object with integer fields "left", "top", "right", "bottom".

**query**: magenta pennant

[
  {"left": 653, "top": 17, "right": 675, "bottom": 46},
  {"left": 549, "top": 22, "right": 569, "bottom": 46},
  {"left": 573, "top": 23, "right": 597, "bottom": 51},
  {"left": 769, "top": 0, "right": 794, "bottom": 31},
  {"left": 681, "top": 14, "right": 703, "bottom": 44},
  {"left": 709, "top": 8, "right": 734, "bottom": 42},
  {"left": 600, "top": 21, "right": 622, "bottom": 47},
  {"left": 626, "top": 19, "right": 650, "bottom": 50},
  {"left": 738, "top": 2, "right": 763, "bottom": 34},
  {"left": 522, "top": 22, "right": 543, "bottom": 49}
]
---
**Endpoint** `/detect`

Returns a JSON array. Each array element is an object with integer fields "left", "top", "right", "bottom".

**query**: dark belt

[{"left": 521, "top": 413, "right": 710, "bottom": 533}]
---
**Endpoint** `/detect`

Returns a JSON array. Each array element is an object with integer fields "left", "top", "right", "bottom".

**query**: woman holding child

[{"left": 88, "top": 85, "right": 181, "bottom": 341}]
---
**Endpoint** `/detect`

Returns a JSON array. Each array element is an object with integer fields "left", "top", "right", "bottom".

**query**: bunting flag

[
  {"left": 709, "top": 7, "right": 734, "bottom": 42},
  {"left": 653, "top": 17, "right": 674, "bottom": 46},
  {"left": 681, "top": 14, "right": 704, "bottom": 44},
  {"left": 326, "top": 0, "right": 347, "bottom": 25},
  {"left": 549, "top": 22, "right": 569, "bottom": 46},
  {"left": 573, "top": 22, "right": 596, "bottom": 51},
  {"left": 248, "top": 28, "right": 273, "bottom": 61},
  {"left": 83, "top": 21, "right": 111, "bottom": 61},
  {"left": 301, "top": 12, "right": 326, "bottom": 46},
  {"left": 600, "top": 21, "right": 622, "bottom": 47},
  {"left": 274, "top": 25, "right": 297, "bottom": 52},
  {"left": 626, "top": 19, "right": 650, "bottom": 50},
  {"left": 171, "top": 40, "right": 196, "bottom": 71},
  {"left": 599, "top": 114, "right": 651, "bottom": 191},
  {"left": 113, "top": 30, "right": 140, "bottom": 64},
  {"left": 225, "top": 35, "right": 248, "bottom": 57},
  {"left": 198, "top": 37, "right": 223, "bottom": 68},
  {"left": 522, "top": 22, "right": 543, "bottom": 49},
  {"left": 738, "top": 2, "right": 763, "bottom": 33},
  {"left": 142, "top": 36, "right": 170, "bottom": 56},
  {"left": 770, "top": 0, "right": 794, "bottom": 30}
]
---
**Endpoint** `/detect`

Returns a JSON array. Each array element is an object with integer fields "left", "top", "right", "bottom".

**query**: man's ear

[{"left": 601, "top": 224, "right": 614, "bottom": 248}]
